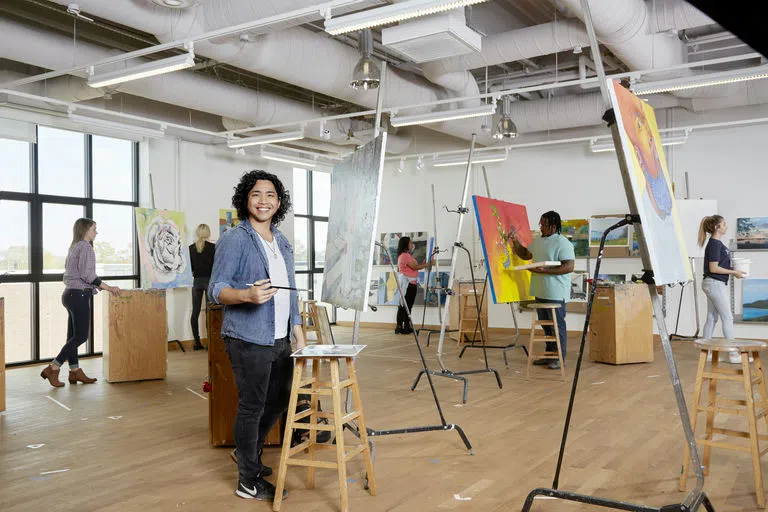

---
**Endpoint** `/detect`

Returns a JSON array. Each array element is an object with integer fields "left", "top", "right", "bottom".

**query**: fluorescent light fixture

[
  {"left": 324, "top": 0, "right": 489, "bottom": 36},
  {"left": 390, "top": 103, "right": 496, "bottom": 127},
  {"left": 227, "top": 129, "right": 304, "bottom": 148},
  {"left": 68, "top": 113, "right": 165, "bottom": 138},
  {"left": 589, "top": 133, "right": 688, "bottom": 153},
  {"left": 260, "top": 146, "right": 339, "bottom": 170},
  {"left": 87, "top": 51, "right": 195, "bottom": 88},
  {"left": 633, "top": 64, "right": 768, "bottom": 95},
  {"left": 432, "top": 149, "right": 507, "bottom": 167}
]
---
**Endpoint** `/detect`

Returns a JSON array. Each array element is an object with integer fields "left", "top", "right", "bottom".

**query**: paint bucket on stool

[{"left": 733, "top": 257, "right": 752, "bottom": 276}]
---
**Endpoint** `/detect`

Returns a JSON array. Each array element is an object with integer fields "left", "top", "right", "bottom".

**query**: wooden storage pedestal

[
  {"left": 102, "top": 290, "right": 167, "bottom": 383},
  {"left": 207, "top": 305, "right": 282, "bottom": 447},
  {"left": 589, "top": 284, "right": 654, "bottom": 365},
  {"left": 448, "top": 280, "right": 488, "bottom": 346}
]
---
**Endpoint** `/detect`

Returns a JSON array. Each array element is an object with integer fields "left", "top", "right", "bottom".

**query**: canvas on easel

[
  {"left": 322, "top": 133, "right": 386, "bottom": 311},
  {"left": 135, "top": 208, "right": 193, "bottom": 289},
  {"left": 472, "top": 195, "right": 533, "bottom": 304},
  {"left": 607, "top": 80, "right": 691, "bottom": 285}
]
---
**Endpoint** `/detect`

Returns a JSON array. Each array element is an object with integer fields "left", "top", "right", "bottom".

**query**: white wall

[
  {"left": 338, "top": 123, "right": 768, "bottom": 341},
  {"left": 145, "top": 138, "right": 294, "bottom": 341}
]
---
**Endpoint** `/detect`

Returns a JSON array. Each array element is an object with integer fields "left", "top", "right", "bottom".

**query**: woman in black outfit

[{"left": 189, "top": 224, "right": 215, "bottom": 350}]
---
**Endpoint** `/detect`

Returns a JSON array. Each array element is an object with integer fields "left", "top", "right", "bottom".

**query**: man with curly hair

[{"left": 209, "top": 170, "right": 306, "bottom": 502}]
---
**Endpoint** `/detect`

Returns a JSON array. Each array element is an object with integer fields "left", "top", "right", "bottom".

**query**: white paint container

[{"left": 733, "top": 257, "right": 752, "bottom": 275}]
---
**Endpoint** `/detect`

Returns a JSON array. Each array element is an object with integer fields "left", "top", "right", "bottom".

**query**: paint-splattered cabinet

[
  {"left": 101, "top": 289, "right": 168, "bottom": 382},
  {"left": 207, "top": 305, "right": 283, "bottom": 447}
]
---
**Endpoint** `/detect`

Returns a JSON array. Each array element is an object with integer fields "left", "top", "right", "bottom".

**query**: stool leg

[
  {"left": 347, "top": 358, "right": 376, "bottom": 496},
  {"left": 525, "top": 319, "right": 536, "bottom": 379},
  {"left": 743, "top": 353, "right": 766, "bottom": 508},
  {"left": 680, "top": 350, "right": 708, "bottom": 491},
  {"left": 551, "top": 313, "right": 565, "bottom": 380},
  {"left": 307, "top": 359, "right": 320, "bottom": 489},
  {"left": 330, "top": 359, "right": 349, "bottom": 512},
  {"left": 273, "top": 359, "right": 305, "bottom": 512},
  {"left": 702, "top": 354, "right": 720, "bottom": 476},
  {"left": 753, "top": 353, "right": 768, "bottom": 433}
]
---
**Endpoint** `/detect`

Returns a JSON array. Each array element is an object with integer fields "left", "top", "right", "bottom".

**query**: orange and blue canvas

[
  {"left": 607, "top": 80, "right": 691, "bottom": 285},
  {"left": 472, "top": 195, "right": 533, "bottom": 304}
]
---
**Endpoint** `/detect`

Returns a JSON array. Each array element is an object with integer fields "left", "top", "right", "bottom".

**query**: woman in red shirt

[{"left": 395, "top": 236, "right": 432, "bottom": 334}]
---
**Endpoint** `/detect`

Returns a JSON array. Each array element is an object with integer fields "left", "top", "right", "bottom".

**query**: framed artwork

[
  {"left": 218, "top": 208, "right": 240, "bottom": 238},
  {"left": 737, "top": 217, "right": 768, "bottom": 250},
  {"left": 589, "top": 216, "right": 629, "bottom": 247},
  {"left": 562, "top": 219, "right": 590, "bottom": 257},
  {"left": 742, "top": 279, "right": 768, "bottom": 322}
]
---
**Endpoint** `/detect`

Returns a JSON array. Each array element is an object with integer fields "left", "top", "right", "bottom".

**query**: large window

[
  {"left": 293, "top": 169, "right": 334, "bottom": 322},
  {"left": 0, "top": 126, "right": 139, "bottom": 365}
]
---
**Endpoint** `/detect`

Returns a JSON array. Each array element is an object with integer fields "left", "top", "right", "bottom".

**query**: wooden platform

[{"left": 1, "top": 328, "right": 766, "bottom": 511}]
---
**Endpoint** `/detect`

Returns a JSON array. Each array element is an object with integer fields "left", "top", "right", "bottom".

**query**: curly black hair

[{"left": 232, "top": 170, "right": 292, "bottom": 227}]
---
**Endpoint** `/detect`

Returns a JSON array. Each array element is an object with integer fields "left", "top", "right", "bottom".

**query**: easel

[
  {"left": 670, "top": 176, "right": 703, "bottom": 340},
  {"left": 457, "top": 166, "right": 527, "bottom": 368},
  {"left": 149, "top": 172, "right": 186, "bottom": 353},
  {"left": 521, "top": 1, "right": 712, "bottom": 509},
  {"left": 411, "top": 134, "right": 503, "bottom": 404},
  {"left": 336, "top": 65, "right": 472, "bottom": 482}
]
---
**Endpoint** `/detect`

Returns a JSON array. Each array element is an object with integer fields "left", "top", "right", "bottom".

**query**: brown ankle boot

[
  {"left": 68, "top": 368, "right": 97, "bottom": 384},
  {"left": 41, "top": 365, "right": 65, "bottom": 388}
]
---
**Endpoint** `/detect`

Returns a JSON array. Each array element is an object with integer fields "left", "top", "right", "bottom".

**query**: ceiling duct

[{"left": 382, "top": 9, "right": 481, "bottom": 63}]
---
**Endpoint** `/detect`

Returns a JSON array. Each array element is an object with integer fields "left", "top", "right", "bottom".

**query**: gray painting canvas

[{"left": 321, "top": 133, "right": 386, "bottom": 311}]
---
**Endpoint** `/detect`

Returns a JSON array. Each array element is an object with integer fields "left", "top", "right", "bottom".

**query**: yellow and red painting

[
  {"left": 608, "top": 80, "right": 691, "bottom": 285},
  {"left": 473, "top": 196, "right": 533, "bottom": 304}
]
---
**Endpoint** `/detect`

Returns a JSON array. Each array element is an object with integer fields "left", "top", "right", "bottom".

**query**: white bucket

[{"left": 733, "top": 257, "right": 752, "bottom": 275}]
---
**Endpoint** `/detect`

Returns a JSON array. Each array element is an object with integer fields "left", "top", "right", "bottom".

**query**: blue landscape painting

[{"left": 742, "top": 278, "right": 768, "bottom": 322}]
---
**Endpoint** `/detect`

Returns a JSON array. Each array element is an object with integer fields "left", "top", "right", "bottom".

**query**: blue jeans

[
  {"left": 535, "top": 298, "right": 567, "bottom": 357},
  {"left": 225, "top": 336, "right": 293, "bottom": 481},
  {"left": 54, "top": 289, "right": 92, "bottom": 368},
  {"left": 702, "top": 277, "right": 733, "bottom": 339}
]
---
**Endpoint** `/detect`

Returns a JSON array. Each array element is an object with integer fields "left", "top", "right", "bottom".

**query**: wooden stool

[
  {"left": 525, "top": 303, "right": 565, "bottom": 379},
  {"left": 273, "top": 353, "right": 376, "bottom": 511},
  {"left": 680, "top": 338, "right": 768, "bottom": 507},
  {"left": 300, "top": 300, "right": 322, "bottom": 344}
]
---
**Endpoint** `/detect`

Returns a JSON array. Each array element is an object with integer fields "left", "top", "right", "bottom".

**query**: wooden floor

[{"left": 1, "top": 327, "right": 766, "bottom": 511}]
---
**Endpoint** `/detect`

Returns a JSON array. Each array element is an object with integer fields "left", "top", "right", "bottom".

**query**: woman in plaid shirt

[{"left": 40, "top": 218, "right": 120, "bottom": 388}]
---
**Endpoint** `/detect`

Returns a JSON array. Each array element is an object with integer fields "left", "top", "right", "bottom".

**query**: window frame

[{"left": 0, "top": 127, "right": 140, "bottom": 366}]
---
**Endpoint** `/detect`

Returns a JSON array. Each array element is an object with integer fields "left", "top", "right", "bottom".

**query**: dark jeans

[
  {"left": 396, "top": 282, "right": 418, "bottom": 329},
  {"left": 54, "top": 289, "right": 92, "bottom": 368},
  {"left": 535, "top": 298, "right": 567, "bottom": 358},
  {"left": 225, "top": 336, "right": 293, "bottom": 481},
  {"left": 190, "top": 277, "right": 209, "bottom": 342}
]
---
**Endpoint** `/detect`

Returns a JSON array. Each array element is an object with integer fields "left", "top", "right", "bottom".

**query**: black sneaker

[
  {"left": 394, "top": 327, "right": 403, "bottom": 334},
  {"left": 547, "top": 360, "right": 561, "bottom": 370},
  {"left": 533, "top": 358, "right": 554, "bottom": 366},
  {"left": 235, "top": 477, "right": 286, "bottom": 501},
  {"left": 230, "top": 449, "right": 272, "bottom": 477}
]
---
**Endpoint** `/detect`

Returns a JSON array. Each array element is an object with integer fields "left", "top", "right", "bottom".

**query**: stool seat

[
  {"left": 694, "top": 338, "right": 768, "bottom": 352},
  {"left": 526, "top": 303, "right": 561, "bottom": 310}
]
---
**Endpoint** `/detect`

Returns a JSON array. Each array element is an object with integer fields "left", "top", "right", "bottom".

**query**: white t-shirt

[{"left": 258, "top": 233, "right": 290, "bottom": 339}]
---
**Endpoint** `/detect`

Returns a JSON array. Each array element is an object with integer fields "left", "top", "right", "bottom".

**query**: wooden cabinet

[
  {"left": 207, "top": 305, "right": 282, "bottom": 447},
  {"left": 1, "top": 297, "right": 5, "bottom": 412},
  {"left": 448, "top": 280, "right": 489, "bottom": 345},
  {"left": 102, "top": 290, "right": 167, "bottom": 383},
  {"left": 589, "top": 284, "right": 654, "bottom": 365}
]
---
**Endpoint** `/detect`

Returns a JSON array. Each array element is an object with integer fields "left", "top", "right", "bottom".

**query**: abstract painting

[
  {"left": 218, "top": 208, "right": 240, "bottom": 238},
  {"left": 607, "top": 79, "right": 691, "bottom": 285},
  {"left": 418, "top": 270, "right": 450, "bottom": 307},
  {"left": 590, "top": 217, "right": 629, "bottom": 247},
  {"left": 737, "top": 217, "right": 768, "bottom": 250},
  {"left": 472, "top": 195, "right": 533, "bottom": 304},
  {"left": 135, "top": 208, "right": 193, "bottom": 289},
  {"left": 377, "top": 231, "right": 432, "bottom": 265},
  {"left": 742, "top": 279, "right": 768, "bottom": 322},
  {"left": 377, "top": 271, "right": 402, "bottom": 306},
  {"left": 322, "top": 133, "right": 386, "bottom": 311},
  {"left": 378, "top": 232, "right": 402, "bottom": 265},
  {"left": 570, "top": 271, "right": 589, "bottom": 301},
  {"left": 561, "top": 219, "right": 590, "bottom": 257}
]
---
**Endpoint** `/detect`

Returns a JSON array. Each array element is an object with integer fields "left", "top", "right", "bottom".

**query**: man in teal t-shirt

[{"left": 510, "top": 211, "right": 575, "bottom": 370}]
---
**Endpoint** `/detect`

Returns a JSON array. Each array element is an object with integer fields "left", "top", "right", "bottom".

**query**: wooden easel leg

[
  {"left": 273, "top": 360, "right": 304, "bottom": 511},
  {"left": 347, "top": 358, "right": 377, "bottom": 496},
  {"left": 742, "top": 354, "right": 766, "bottom": 508},
  {"left": 330, "top": 359, "right": 349, "bottom": 512},
  {"left": 702, "top": 354, "right": 719, "bottom": 476},
  {"left": 552, "top": 315, "right": 565, "bottom": 380},
  {"left": 308, "top": 359, "right": 320, "bottom": 489},
  {"left": 753, "top": 353, "right": 768, "bottom": 433},
  {"left": 680, "top": 350, "right": 707, "bottom": 491},
  {"left": 525, "top": 320, "right": 536, "bottom": 379}
]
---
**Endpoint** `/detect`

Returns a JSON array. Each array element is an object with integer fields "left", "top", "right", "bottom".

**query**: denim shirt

[{"left": 208, "top": 220, "right": 301, "bottom": 346}]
